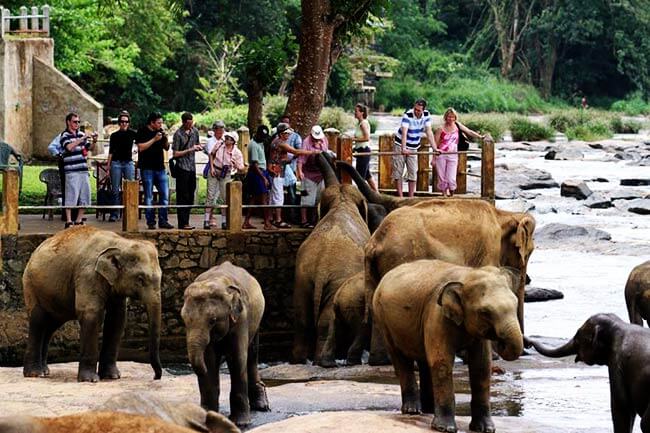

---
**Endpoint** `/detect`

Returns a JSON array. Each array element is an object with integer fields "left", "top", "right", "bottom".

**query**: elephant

[
  {"left": 364, "top": 198, "right": 535, "bottom": 364},
  {"left": 625, "top": 260, "right": 650, "bottom": 326},
  {"left": 100, "top": 392, "right": 240, "bottom": 433},
  {"left": 181, "top": 261, "right": 269, "bottom": 427},
  {"left": 292, "top": 153, "right": 375, "bottom": 366},
  {"left": 320, "top": 271, "right": 369, "bottom": 367},
  {"left": 525, "top": 313, "right": 650, "bottom": 433},
  {"left": 373, "top": 260, "right": 523, "bottom": 433},
  {"left": 0, "top": 412, "right": 219, "bottom": 433},
  {"left": 22, "top": 226, "right": 162, "bottom": 382}
]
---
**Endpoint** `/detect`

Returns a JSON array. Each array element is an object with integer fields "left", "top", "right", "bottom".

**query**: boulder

[
  {"left": 495, "top": 165, "right": 558, "bottom": 199},
  {"left": 608, "top": 189, "right": 646, "bottom": 201},
  {"left": 583, "top": 193, "right": 613, "bottom": 209},
  {"left": 535, "top": 223, "right": 611, "bottom": 242},
  {"left": 627, "top": 199, "right": 650, "bottom": 215},
  {"left": 620, "top": 179, "right": 650, "bottom": 186},
  {"left": 560, "top": 179, "right": 593, "bottom": 200},
  {"left": 524, "top": 287, "right": 564, "bottom": 303}
]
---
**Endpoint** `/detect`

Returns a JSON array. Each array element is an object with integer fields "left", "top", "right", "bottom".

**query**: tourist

[
  {"left": 136, "top": 112, "right": 173, "bottom": 230},
  {"left": 352, "top": 103, "right": 378, "bottom": 192},
  {"left": 393, "top": 99, "right": 436, "bottom": 197},
  {"left": 172, "top": 112, "right": 202, "bottom": 230},
  {"left": 433, "top": 107, "right": 484, "bottom": 197},
  {"left": 278, "top": 114, "right": 302, "bottom": 223},
  {"left": 106, "top": 110, "right": 136, "bottom": 222},
  {"left": 297, "top": 125, "right": 329, "bottom": 228},
  {"left": 203, "top": 120, "right": 226, "bottom": 229},
  {"left": 60, "top": 112, "right": 97, "bottom": 228},
  {"left": 210, "top": 130, "right": 245, "bottom": 229},
  {"left": 243, "top": 125, "right": 274, "bottom": 230}
]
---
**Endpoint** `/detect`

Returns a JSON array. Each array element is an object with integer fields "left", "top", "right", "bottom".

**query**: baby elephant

[
  {"left": 373, "top": 260, "right": 523, "bottom": 433},
  {"left": 625, "top": 260, "right": 650, "bottom": 326},
  {"left": 525, "top": 313, "right": 650, "bottom": 433},
  {"left": 181, "top": 261, "right": 270, "bottom": 427}
]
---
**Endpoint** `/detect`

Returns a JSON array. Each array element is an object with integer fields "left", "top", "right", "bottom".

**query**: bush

[
  {"left": 165, "top": 106, "right": 252, "bottom": 131},
  {"left": 375, "top": 76, "right": 440, "bottom": 113},
  {"left": 610, "top": 92, "right": 650, "bottom": 115},
  {"left": 264, "top": 95, "right": 288, "bottom": 124},
  {"left": 610, "top": 116, "right": 643, "bottom": 134},
  {"left": 368, "top": 117, "right": 378, "bottom": 134},
  {"left": 459, "top": 113, "right": 508, "bottom": 142},
  {"left": 566, "top": 119, "right": 613, "bottom": 141},
  {"left": 509, "top": 116, "right": 554, "bottom": 141},
  {"left": 318, "top": 106, "right": 355, "bottom": 132}
]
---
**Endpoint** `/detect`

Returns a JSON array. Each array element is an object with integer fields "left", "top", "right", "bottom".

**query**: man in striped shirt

[
  {"left": 393, "top": 99, "right": 437, "bottom": 197},
  {"left": 60, "top": 112, "right": 97, "bottom": 228}
]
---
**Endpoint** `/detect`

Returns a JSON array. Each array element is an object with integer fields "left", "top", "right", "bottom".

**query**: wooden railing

[{"left": 1, "top": 5, "right": 50, "bottom": 37}]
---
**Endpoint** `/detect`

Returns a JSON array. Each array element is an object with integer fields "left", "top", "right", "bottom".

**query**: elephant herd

[{"left": 14, "top": 152, "right": 650, "bottom": 433}]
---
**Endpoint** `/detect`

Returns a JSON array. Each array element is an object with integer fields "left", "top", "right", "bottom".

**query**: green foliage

[
  {"left": 368, "top": 117, "right": 378, "bottom": 134},
  {"left": 164, "top": 106, "right": 252, "bottom": 130},
  {"left": 318, "top": 107, "right": 355, "bottom": 132},
  {"left": 194, "top": 35, "right": 245, "bottom": 109},
  {"left": 550, "top": 109, "right": 615, "bottom": 140},
  {"left": 398, "top": 49, "right": 468, "bottom": 83},
  {"left": 509, "top": 117, "right": 554, "bottom": 142},
  {"left": 327, "top": 57, "right": 356, "bottom": 109},
  {"left": 460, "top": 114, "right": 508, "bottom": 142},
  {"left": 610, "top": 93, "right": 650, "bottom": 115},
  {"left": 610, "top": 117, "right": 643, "bottom": 134},
  {"left": 566, "top": 120, "right": 613, "bottom": 142},
  {"left": 375, "top": 76, "right": 440, "bottom": 113},
  {"left": 264, "top": 95, "right": 289, "bottom": 125}
]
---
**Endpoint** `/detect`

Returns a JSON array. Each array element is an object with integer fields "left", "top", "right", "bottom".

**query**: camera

[{"left": 219, "top": 165, "right": 231, "bottom": 179}]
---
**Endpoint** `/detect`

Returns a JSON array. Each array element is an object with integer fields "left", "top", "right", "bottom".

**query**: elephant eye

[
  {"left": 478, "top": 308, "right": 492, "bottom": 320},
  {"left": 208, "top": 317, "right": 217, "bottom": 326}
]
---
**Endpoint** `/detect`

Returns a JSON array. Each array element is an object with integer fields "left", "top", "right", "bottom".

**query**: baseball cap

[
  {"left": 310, "top": 125, "right": 325, "bottom": 140},
  {"left": 276, "top": 122, "right": 293, "bottom": 135},
  {"left": 212, "top": 120, "right": 226, "bottom": 129}
]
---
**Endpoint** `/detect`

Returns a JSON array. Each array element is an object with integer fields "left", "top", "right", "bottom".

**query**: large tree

[{"left": 285, "top": 0, "right": 387, "bottom": 136}]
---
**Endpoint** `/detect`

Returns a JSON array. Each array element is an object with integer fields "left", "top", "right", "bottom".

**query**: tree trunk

[
  {"left": 285, "top": 0, "right": 339, "bottom": 137},
  {"left": 246, "top": 80, "right": 264, "bottom": 133}
]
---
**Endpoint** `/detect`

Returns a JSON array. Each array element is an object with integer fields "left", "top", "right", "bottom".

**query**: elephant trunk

[
  {"left": 336, "top": 161, "right": 399, "bottom": 211},
  {"left": 526, "top": 336, "right": 577, "bottom": 358},
  {"left": 317, "top": 153, "right": 340, "bottom": 187},
  {"left": 494, "top": 320, "right": 524, "bottom": 361},
  {"left": 187, "top": 331, "right": 209, "bottom": 376},
  {"left": 146, "top": 300, "right": 162, "bottom": 379}
]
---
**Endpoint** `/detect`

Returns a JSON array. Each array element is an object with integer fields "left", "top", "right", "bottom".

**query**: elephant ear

[
  {"left": 500, "top": 267, "right": 521, "bottom": 295},
  {"left": 437, "top": 282, "right": 464, "bottom": 326},
  {"left": 515, "top": 215, "right": 536, "bottom": 266},
  {"left": 317, "top": 189, "right": 336, "bottom": 219},
  {"left": 357, "top": 198, "right": 368, "bottom": 224},
  {"left": 590, "top": 322, "right": 611, "bottom": 364},
  {"left": 227, "top": 285, "right": 243, "bottom": 325},
  {"left": 95, "top": 247, "right": 122, "bottom": 286}
]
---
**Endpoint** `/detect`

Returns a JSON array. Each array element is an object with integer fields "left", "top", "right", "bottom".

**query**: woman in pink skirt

[{"left": 433, "top": 108, "right": 484, "bottom": 197}]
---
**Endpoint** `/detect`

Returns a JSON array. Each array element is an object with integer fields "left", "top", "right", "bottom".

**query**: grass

[{"left": 509, "top": 116, "right": 554, "bottom": 141}]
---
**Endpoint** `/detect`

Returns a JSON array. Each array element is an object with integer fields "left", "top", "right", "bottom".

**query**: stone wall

[{"left": 0, "top": 230, "right": 310, "bottom": 366}]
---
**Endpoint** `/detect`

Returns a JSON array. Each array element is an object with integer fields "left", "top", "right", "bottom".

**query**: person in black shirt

[
  {"left": 107, "top": 110, "right": 136, "bottom": 222},
  {"left": 172, "top": 112, "right": 202, "bottom": 230},
  {"left": 136, "top": 112, "right": 173, "bottom": 229}
]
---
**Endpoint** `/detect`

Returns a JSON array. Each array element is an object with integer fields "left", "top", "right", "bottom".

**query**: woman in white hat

[
  {"left": 296, "top": 125, "right": 329, "bottom": 228},
  {"left": 208, "top": 129, "right": 245, "bottom": 229}
]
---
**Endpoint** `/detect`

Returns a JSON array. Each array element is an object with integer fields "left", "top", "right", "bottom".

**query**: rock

[
  {"left": 590, "top": 178, "right": 609, "bottom": 182},
  {"left": 495, "top": 165, "right": 559, "bottom": 199},
  {"left": 620, "top": 179, "right": 650, "bottom": 186},
  {"left": 588, "top": 143, "right": 603, "bottom": 149},
  {"left": 553, "top": 148, "right": 584, "bottom": 160},
  {"left": 560, "top": 179, "right": 593, "bottom": 200},
  {"left": 498, "top": 199, "right": 535, "bottom": 213},
  {"left": 583, "top": 193, "right": 613, "bottom": 209},
  {"left": 524, "top": 287, "right": 564, "bottom": 303},
  {"left": 627, "top": 199, "right": 650, "bottom": 215},
  {"left": 608, "top": 189, "right": 646, "bottom": 201},
  {"left": 535, "top": 223, "right": 611, "bottom": 242},
  {"left": 544, "top": 150, "right": 556, "bottom": 160}
]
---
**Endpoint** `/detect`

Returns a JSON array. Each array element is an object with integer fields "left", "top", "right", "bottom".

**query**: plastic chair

[
  {"left": 0, "top": 141, "right": 23, "bottom": 195},
  {"left": 39, "top": 168, "right": 62, "bottom": 220}
]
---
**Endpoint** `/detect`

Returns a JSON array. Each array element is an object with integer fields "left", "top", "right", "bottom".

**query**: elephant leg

[
  {"left": 40, "top": 316, "right": 64, "bottom": 377},
  {"left": 315, "top": 304, "right": 334, "bottom": 366},
  {"left": 198, "top": 343, "right": 222, "bottom": 412},
  {"left": 99, "top": 297, "right": 127, "bottom": 379},
  {"left": 247, "top": 334, "right": 270, "bottom": 412},
  {"left": 467, "top": 341, "right": 495, "bottom": 433},
  {"left": 318, "top": 312, "right": 338, "bottom": 368},
  {"left": 23, "top": 305, "right": 51, "bottom": 377},
  {"left": 368, "top": 315, "right": 390, "bottom": 366},
  {"left": 640, "top": 404, "right": 650, "bottom": 433},
  {"left": 386, "top": 343, "right": 419, "bottom": 415},
  {"left": 225, "top": 333, "right": 252, "bottom": 427},
  {"left": 627, "top": 297, "right": 643, "bottom": 326},
  {"left": 291, "top": 279, "right": 315, "bottom": 364},
  {"left": 610, "top": 381, "right": 635, "bottom": 433},
  {"left": 77, "top": 308, "right": 104, "bottom": 382},
  {"left": 417, "top": 360, "right": 434, "bottom": 414},
  {"left": 429, "top": 351, "right": 457, "bottom": 433},
  {"left": 346, "top": 317, "right": 370, "bottom": 366}
]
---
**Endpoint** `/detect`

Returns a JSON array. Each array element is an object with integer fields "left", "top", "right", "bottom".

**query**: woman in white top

[{"left": 352, "top": 103, "right": 378, "bottom": 192}]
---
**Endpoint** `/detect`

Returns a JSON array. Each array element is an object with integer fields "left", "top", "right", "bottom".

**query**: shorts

[
  {"left": 391, "top": 144, "right": 418, "bottom": 181},
  {"left": 300, "top": 178, "right": 324, "bottom": 207},
  {"left": 270, "top": 176, "right": 285, "bottom": 206},
  {"left": 64, "top": 170, "right": 91, "bottom": 206},
  {"left": 205, "top": 173, "right": 231, "bottom": 206},
  {"left": 244, "top": 169, "right": 271, "bottom": 197}
]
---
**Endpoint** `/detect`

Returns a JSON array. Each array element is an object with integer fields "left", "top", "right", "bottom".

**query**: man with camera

[
  {"left": 208, "top": 129, "right": 245, "bottom": 229},
  {"left": 172, "top": 112, "right": 202, "bottom": 230},
  {"left": 136, "top": 112, "right": 174, "bottom": 229}
]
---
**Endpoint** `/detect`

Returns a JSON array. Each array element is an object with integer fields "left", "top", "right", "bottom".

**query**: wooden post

[
  {"left": 417, "top": 138, "right": 430, "bottom": 193},
  {"left": 19, "top": 6, "right": 27, "bottom": 31},
  {"left": 339, "top": 136, "right": 353, "bottom": 184},
  {"left": 481, "top": 139, "right": 495, "bottom": 201},
  {"left": 0, "top": 8, "right": 8, "bottom": 37},
  {"left": 456, "top": 152, "right": 467, "bottom": 194},
  {"left": 378, "top": 134, "right": 393, "bottom": 190},
  {"left": 324, "top": 128, "right": 340, "bottom": 154},
  {"left": 122, "top": 180, "right": 139, "bottom": 232},
  {"left": 237, "top": 126, "right": 249, "bottom": 166},
  {"left": 31, "top": 6, "right": 38, "bottom": 31},
  {"left": 1, "top": 170, "right": 19, "bottom": 235},
  {"left": 42, "top": 5, "right": 49, "bottom": 35},
  {"left": 226, "top": 181, "right": 242, "bottom": 232}
]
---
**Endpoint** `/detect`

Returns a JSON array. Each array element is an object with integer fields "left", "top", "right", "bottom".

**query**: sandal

[
  {"left": 300, "top": 222, "right": 315, "bottom": 229},
  {"left": 64, "top": 222, "right": 73, "bottom": 229},
  {"left": 242, "top": 222, "right": 256, "bottom": 230},
  {"left": 74, "top": 221, "right": 85, "bottom": 225},
  {"left": 275, "top": 221, "right": 291, "bottom": 229},
  {"left": 263, "top": 224, "right": 277, "bottom": 231}
]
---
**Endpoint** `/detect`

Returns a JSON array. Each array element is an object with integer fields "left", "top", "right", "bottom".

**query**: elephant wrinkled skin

[
  {"left": 181, "top": 261, "right": 269, "bottom": 427},
  {"left": 365, "top": 198, "right": 535, "bottom": 363},
  {"left": 625, "top": 260, "right": 650, "bottom": 326},
  {"left": 373, "top": 260, "right": 523, "bottom": 433},
  {"left": 525, "top": 313, "right": 650, "bottom": 433},
  {"left": 22, "top": 226, "right": 162, "bottom": 382}
]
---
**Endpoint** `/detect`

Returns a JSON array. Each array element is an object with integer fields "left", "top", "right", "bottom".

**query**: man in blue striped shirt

[
  {"left": 393, "top": 99, "right": 437, "bottom": 197},
  {"left": 60, "top": 112, "right": 97, "bottom": 228}
]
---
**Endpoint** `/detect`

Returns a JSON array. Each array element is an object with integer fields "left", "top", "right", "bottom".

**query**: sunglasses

[
  {"left": 118, "top": 120, "right": 129, "bottom": 124},
  {"left": 71, "top": 120, "right": 81, "bottom": 124}
]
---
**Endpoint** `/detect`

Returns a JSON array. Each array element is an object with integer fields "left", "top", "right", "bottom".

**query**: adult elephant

[
  {"left": 292, "top": 153, "right": 373, "bottom": 366},
  {"left": 22, "top": 226, "right": 162, "bottom": 382},
  {"left": 625, "top": 260, "right": 650, "bottom": 326},
  {"left": 364, "top": 199, "right": 535, "bottom": 364}
]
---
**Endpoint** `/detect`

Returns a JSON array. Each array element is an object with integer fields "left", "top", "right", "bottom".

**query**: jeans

[
  {"left": 141, "top": 169, "right": 169, "bottom": 226},
  {"left": 109, "top": 161, "right": 135, "bottom": 219},
  {"left": 175, "top": 167, "right": 196, "bottom": 228}
]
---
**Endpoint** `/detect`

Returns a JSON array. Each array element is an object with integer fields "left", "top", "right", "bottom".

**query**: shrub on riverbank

[
  {"left": 610, "top": 117, "right": 643, "bottom": 134},
  {"left": 318, "top": 107, "right": 355, "bottom": 132},
  {"left": 610, "top": 93, "right": 650, "bottom": 115},
  {"left": 461, "top": 113, "right": 508, "bottom": 142},
  {"left": 509, "top": 117, "right": 554, "bottom": 141},
  {"left": 164, "top": 106, "right": 251, "bottom": 130}
]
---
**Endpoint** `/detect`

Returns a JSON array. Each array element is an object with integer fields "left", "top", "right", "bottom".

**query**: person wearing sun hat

[
  {"left": 203, "top": 120, "right": 227, "bottom": 228},
  {"left": 209, "top": 129, "right": 245, "bottom": 229},
  {"left": 296, "top": 124, "right": 329, "bottom": 228}
]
